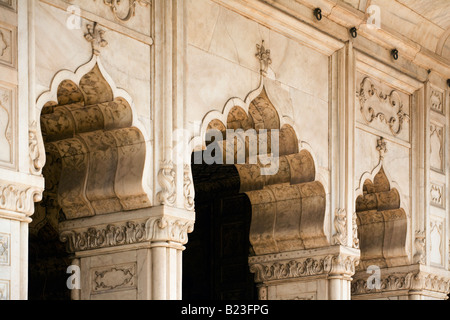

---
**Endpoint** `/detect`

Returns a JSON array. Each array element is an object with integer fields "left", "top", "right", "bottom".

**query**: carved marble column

[{"left": 59, "top": 206, "right": 194, "bottom": 300}]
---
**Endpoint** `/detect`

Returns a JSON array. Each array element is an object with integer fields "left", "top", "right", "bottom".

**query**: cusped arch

[
  {"left": 35, "top": 56, "right": 152, "bottom": 220},
  {"left": 191, "top": 81, "right": 329, "bottom": 255},
  {"left": 355, "top": 165, "right": 409, "bottom": 269}
]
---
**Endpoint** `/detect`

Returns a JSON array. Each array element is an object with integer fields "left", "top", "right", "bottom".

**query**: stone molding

[
  {"left": 352, "top": 266, "right": 450, "bottom": 297},
  {"left": 59, "top": 206, "right": 195, "bottom": 253},
  {"left": 249, "top": 247, "right": 360, "bottom": 283}
]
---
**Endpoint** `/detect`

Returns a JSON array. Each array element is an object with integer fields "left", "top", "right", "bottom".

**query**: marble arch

[
  {"left": 34, "top": 56, "right": 153, "bottom": 221},
  {"left": 189, "top": 78, "right": 330, "bottom": 257},
  {"left": 355, "top": 163, "right": 410, "bottom": 270}
]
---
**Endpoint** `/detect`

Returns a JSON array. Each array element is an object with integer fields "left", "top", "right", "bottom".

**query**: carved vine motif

[
  {"left": 183, "top": 165, "right": 195, "bottom": 211},
  {"left": 352, "top": 211, "right": 359, "bottom": 249},
  {"left": 358, "top": 77, "right": 410, "bottom": 136},
  {"left": 96, "top": 0, "right": 150, "bottom": 22},
  {"left": 29, "top": 122, "right": 41, "bottom": 175},
  {"left": 60, "top": 217, "right": 194, "bottom": 252},
  {"left": 60, "top": 221, "right": 146, "bottom": 252},
  {"left": 84, "top": 23, "right": 108, "bottom": 56},
  {"left": 156, "top": 160, "right": 176, "bottom": 206},
  {"left": 332, "top": 209, "right": 347, "bottom": 246},
  {"left": 413, "top": 230, "right": 426, "bottom": 264},
  {"left": 250, "top": 254, "right": 359, "bottom": 282}
]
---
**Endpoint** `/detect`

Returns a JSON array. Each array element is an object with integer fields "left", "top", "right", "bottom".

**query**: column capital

[
  {"left": 249, "top": 246, "right": 360, "bottom": 283},
  {"left": 59, "top": 206, "right": 195, "bottom": 254},
  {"left": 352, "top": 264, "right": 450, "bottom": 299},
  {"left": 0, "top": 178, "right": 44, "bottom": 222}
]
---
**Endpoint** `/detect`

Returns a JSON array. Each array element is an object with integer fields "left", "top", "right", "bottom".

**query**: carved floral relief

[{"left": 357, "top": 76, "right": 410, "bottom": 139}]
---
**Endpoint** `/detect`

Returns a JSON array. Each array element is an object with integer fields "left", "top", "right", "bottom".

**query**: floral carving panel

[{"left": 356, "top": 74, "right": 410, "bottom": 142}]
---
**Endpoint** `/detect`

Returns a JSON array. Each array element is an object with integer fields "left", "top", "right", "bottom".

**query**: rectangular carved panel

[
  {"left": 430, "top": 218, "right": 444, "bottom": 266},
  {"left": 0, "top": 233, "right": 10, "bottom": 266},
  {"left": 0, "top": 0, "right": 16, "bottom": 12},
  {"left": 0, "top": 280, "right": 9, "bottom": 300},
  {"left": 0, "top": 23, "right": 15, "bottom": 68},
  {"left": 356, "top": 73, "right": 411, "bottom": 142},
  {"left": 430, "top": 123, "right": 444, "bottom": 173},
  {"left": 430, "top": 86, "right": 445, "bottom": 115},
  {"left": 430, "top": 182, "right": 445, "bottom": 208},
  {"left": 0, "top": 83, "right": 15, "bottom": 167},
  {"left": 91, "top": 263, "right": 136, "bottom": 294}
]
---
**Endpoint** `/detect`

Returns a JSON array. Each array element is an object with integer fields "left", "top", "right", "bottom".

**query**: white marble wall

[
  {"left": 186, "top": 0, "right": 330, "bottom": 170},
  {"left": 35, "top": 1, "right": 152, "bottom": 130}
]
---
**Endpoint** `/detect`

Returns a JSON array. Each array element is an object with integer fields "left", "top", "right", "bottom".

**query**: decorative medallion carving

[
  {"left": 430, "top": 183, "right": 445, "bottom": 208},
  {"left": 156, "top": 160, "right": 176, "bottom": 206},
  {"left": 183, "top": 164, "right": 195, "bottom": 211},
  {"left": 430, "top": 123, "right": 444, "bottom": 173},
  {"left": 84, "top": 23, "right": 108, "bottom": 56},
  {"left": 255, "top": 40, "right": 271, "bottom": 76},
  {"left": 92, "top": 263, "right": 136, "bottom": 293},
  {"left": 413, "top": 230, "right": 426, "bottom": 264},
  {"left": 332, "top": 209, "right": 348, "bottom": 246},
  {"left": 0, "top": 233, "right": 9, "bottom": 265},
  {"left": 358, "top": 77, "right": 409, "bottom": 136}
]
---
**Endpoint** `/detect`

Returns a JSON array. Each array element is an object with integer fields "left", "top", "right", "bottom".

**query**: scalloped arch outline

[{"left": 33, "top": 55, "right": 152, "bottom": 200}]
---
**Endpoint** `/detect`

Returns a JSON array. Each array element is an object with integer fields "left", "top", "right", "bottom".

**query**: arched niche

[
  {"left": 33, "top": 56, "right": 152, "bottom": 222},
  {"left": 190, "top": 81, "right": 329, "bottom": 256},
  {"left": 355, "top": 165, "right": 409, "bottom": 269}
]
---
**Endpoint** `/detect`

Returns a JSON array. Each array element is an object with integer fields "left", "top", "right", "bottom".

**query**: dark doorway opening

[{"left": 182, "top": 156, "right": 257, "bottom": 300}]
